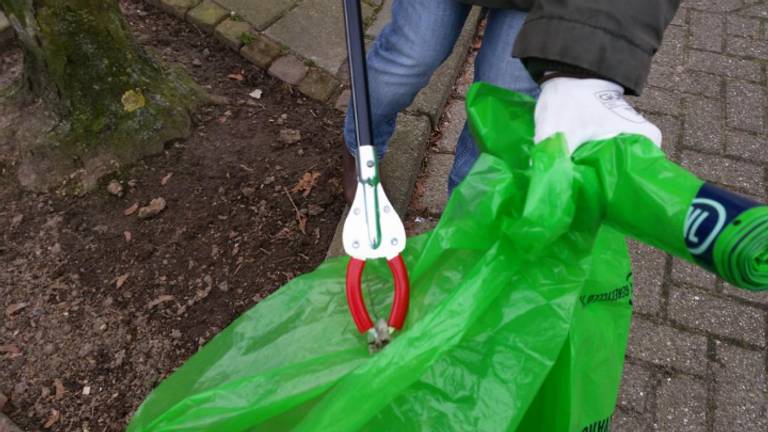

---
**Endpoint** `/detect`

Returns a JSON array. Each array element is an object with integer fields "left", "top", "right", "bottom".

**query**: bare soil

[{"left": 0, "top": 1, "right": 345, "bottom": 430}]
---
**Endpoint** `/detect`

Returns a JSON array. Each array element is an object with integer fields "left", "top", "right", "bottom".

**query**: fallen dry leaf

[
  {"left": 148, "top": 294, "right": 175, "bottom": 309},
  {"left": 138, "top": 197, "right": 167, "bottom": 219},
  {"left": 43, "top": 409, "right": 60, "bottom": 429},
  {"left": 124, "top": 202, "right": 139, "bottom": 216},
  {"left": 227, "top": 73, "right": 244, "bottom": 81},
  {"left": 160, "top": 172, "right": 174, "bottom": 186},
  {"left": 54, "top": 379, "right": 65, "bottom": 400},
  {"left": 5, "top": 302, "right": 28, "bottom": 316},
  {"left": 116, "top": 273, "right": 129, "bottom": 289},
  {"left": 195, "top": 285, "right": 212, "bottom": 303},
  {"left": 291, "top": 171, "right": 321, "bottom": 198},
  {"left": 297, "top": 215, "right": 307, "bottom": 234},
  {"left": 0, "top": 344, "right": 20, "bottom": 355},
  {"left": 273, "top": 227, "right": 293, "bottom": 240}
]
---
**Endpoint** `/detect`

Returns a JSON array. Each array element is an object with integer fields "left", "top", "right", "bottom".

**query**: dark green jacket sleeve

[{"left": 512, "top": 0, "right": 681, "bottom": 95}]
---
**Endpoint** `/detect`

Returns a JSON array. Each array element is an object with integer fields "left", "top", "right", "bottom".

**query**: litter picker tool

[{"left": 341, "top": 0, "right": 410, "bottom": 349}]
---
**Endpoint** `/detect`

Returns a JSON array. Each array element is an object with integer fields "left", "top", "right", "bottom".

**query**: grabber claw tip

[{"left": 345, "top": 254, "right": 411, "bottom": 335}]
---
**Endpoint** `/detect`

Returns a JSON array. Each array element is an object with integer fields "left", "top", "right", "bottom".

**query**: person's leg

[
  {"left": 447, "top": 8, "right": 540, "bottom": 193},
  {"left": 343, "top": 0, "right": 471, "bottom": 158}
]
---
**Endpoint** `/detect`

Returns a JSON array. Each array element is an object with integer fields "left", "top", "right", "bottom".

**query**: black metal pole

[{"left": 342, "top": 0, "right": 375, "bottom": 152}]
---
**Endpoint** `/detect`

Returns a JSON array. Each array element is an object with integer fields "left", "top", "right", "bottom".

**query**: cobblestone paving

[{"left": 413, "top": 1, "right": 768, "bottom": 430}]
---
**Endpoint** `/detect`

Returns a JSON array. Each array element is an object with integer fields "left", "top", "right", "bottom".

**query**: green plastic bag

[{"left": 128, "top": 83, "right": 766, "bottom": 432}]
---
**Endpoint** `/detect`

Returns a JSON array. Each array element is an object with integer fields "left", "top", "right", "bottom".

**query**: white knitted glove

[{"left": 534, "top": 77, "right": 662, "bottom": 154}]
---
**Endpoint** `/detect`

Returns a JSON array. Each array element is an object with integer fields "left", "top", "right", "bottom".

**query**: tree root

[{"left": 1, "top": 66, "right": 209, "bottom": 194}]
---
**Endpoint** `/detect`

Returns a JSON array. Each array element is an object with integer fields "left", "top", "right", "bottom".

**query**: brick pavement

[
  {"left": 413, "top": 1, "right": 768, "bottom": 430},
  {"left": 622, "top": 2, "right": 768, "bottom": 428}
]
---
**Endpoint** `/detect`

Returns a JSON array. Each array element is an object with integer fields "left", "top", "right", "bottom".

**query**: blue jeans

[{"left": 344, "top": 0, "right": 540, "bottom": 193}]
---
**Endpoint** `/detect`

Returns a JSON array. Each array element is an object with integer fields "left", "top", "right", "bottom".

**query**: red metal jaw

[{"left": 345, "top": 255, "right": 410, "bottom": 334}]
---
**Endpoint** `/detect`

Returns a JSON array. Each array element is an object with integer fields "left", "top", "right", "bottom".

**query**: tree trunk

[{"left": 0, "top": 0, "right": 205, "bottom": 191}]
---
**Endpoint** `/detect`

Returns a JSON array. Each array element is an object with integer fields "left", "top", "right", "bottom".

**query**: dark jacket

[{"left": 461, "top": 0, "right": 681, "bottom": 95}]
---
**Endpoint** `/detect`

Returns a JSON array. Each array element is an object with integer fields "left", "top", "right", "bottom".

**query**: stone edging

[{"left": 148, "top": 0, "right": 348, "bottom": 105}]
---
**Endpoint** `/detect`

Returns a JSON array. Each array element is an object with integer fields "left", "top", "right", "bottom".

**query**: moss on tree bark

[{"left": 0, "top": 0, "right": 206, "bottom": 191}]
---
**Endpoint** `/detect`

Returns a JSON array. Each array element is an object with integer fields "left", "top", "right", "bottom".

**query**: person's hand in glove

[{"left": 533, "top": 77, "right": 662, "bottom": 154}]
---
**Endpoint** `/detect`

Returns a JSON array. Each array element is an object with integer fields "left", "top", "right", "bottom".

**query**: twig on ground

[{"left": 282, "top": 186, "right": 307, "bottom": 234}]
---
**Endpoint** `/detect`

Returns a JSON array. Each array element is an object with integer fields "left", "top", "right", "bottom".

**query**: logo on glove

[{"left": 594, "top": 90, "right": 647, "bottom": 124}]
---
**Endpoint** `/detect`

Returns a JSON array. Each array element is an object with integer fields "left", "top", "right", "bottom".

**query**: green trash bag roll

[{"left": 128, "top": 85, "right": 633, "bottom": 431}]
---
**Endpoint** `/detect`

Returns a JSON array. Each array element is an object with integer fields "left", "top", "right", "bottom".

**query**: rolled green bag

[
  {"left": 572, "top": 120, "right": 768, "bottom": 291},
  {"left": 712, "top": 206, "right": 768, "bottom": 289}
]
